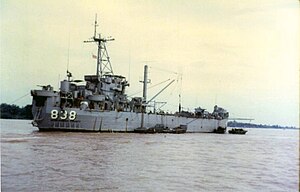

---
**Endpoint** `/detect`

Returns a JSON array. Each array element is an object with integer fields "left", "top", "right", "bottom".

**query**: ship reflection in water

[{"left": 1, "top": 120, "right": 299, "bottom": 191}]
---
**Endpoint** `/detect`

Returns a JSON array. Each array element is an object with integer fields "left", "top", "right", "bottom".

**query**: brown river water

[{"left": 1, "top": 119, "right": 299, "bottom": 191}]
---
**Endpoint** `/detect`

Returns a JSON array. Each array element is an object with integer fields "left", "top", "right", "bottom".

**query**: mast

[
  {"left": 142, "top": 65, "right": 148, "bottom": 102},
  {"left": 140, "top": 65, "right": 148, "bottom": 129},
  {"left": 84, "top": 14, "right": 114, "bottom": 80}
]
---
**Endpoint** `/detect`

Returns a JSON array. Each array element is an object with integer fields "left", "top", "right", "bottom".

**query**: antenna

[
  {"left": 179, "top": 73, "right": 183, "bottom": 112},
  {"left": 67, "top": 33, "right": 70, "bottom": 72},
  {"left": 84, "top": 14, "right": 114, "bottom": 79},
  {"left": 128, "top": 47, "right": 131, "bottom": 83},
  {"left": 94, "top": 14, "right": 98, "bottom": 38},
  {"left": 65, "top": 31, "right": 72, "bottom": 82},
  {"left": 179, "top": 94, "right": 181, "bottom": 112},
  {"left": 58, "top": 74, "right": 60, "bottom": 89}
]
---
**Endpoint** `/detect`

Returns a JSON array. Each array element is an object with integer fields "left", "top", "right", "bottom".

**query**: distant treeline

[
  {"left": 228, "top": 121, "right": 297, "bottom": 129},
  {"left": 0, "top": 103, "right": 33, "bottom": 120}
]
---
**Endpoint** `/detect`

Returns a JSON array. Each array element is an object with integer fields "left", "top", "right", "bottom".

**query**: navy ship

[{"left": 31, "top": 18, "right": 229, "bottom": 133}]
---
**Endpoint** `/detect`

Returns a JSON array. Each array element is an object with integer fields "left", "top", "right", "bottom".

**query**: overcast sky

[{"left": 1, "top": 0, "right": 299, "bottom": 127}]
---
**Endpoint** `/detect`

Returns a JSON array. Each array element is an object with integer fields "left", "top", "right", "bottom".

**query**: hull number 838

[{"left": 50, "top": 110, "right": 77, "bottom": 120}]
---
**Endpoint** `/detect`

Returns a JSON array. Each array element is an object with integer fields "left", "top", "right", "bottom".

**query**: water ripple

[{"left": 1, "top": 119, "right": 299, "bottom": 191}]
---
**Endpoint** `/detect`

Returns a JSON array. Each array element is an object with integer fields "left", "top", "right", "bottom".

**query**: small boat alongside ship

[
  {"left": 134, "top": 124, "right": 187, "bottom": 134},
  {"left": 228, "top": 128, "right": 247, "bottom": 134},
  {"left": 213, "top": 127, "right": 227, "bottom": 134},
  {"left": 30, "top": 17, "right": 229, "bottom": 133}
]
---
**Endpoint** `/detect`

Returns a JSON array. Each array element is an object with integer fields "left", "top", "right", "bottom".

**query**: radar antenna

[{"left": 84, "top": 14, "right": 114, "bottom": 79}]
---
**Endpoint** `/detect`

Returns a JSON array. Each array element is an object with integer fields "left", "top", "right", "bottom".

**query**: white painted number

[
  {"left": 60, "top": 110, "right": 68, "bottom": 120},
  {"left": 69, "top": 111, "right": 77, "bottom": 120},
  {"left": 51, "top": 110, "right": 58, "bottom": 119},
  {"left": 50, "top": 110, "right": 77, "bottom": 120}
]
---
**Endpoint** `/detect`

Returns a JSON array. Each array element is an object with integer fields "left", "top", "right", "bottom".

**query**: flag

[{"left": 92, "top": 54, "right": 97, "bottom": 59}]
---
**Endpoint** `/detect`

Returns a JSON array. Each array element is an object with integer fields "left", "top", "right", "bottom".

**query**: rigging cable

[
  {"left": 10, "top": 93, "right": 30, "bottom": 104},
  {"left": 128, "top": 78, "right": 171, "bottom": 97},
  {"left": 149, "top": 66, "right": 181, "bottom": 75}
]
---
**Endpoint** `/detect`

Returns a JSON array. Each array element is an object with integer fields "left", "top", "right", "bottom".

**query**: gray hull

[{"left": 34, "top": 107, "right": 227, "bottom": 133}]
